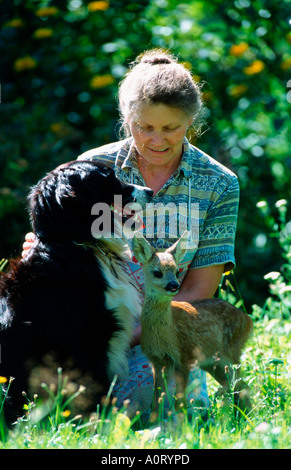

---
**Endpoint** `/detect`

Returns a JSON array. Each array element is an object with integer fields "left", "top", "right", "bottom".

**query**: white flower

[{"left": 264, "top": 271, "right": 281, "bottom": 281}]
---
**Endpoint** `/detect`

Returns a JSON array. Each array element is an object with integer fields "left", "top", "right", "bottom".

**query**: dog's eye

[
  {"left": 176, "top": 270, "right": 180, "bottom": 278},
  {"left": 153, "top": 270, "right": 163, "bottom": 278}
]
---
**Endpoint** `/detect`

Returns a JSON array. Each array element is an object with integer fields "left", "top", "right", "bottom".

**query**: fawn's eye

[{"left": 153, "top": 270, "right": 163, "bottom": 278}]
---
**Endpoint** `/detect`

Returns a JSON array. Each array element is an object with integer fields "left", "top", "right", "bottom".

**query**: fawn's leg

[
  {"left": 202, "top": 358, "right": 251, "bottom": 416},
  {"left": 209, "top": 359, "right": 251, "bottom": 414},
  {"left": 201, "top": 356, "right": 233, "bottom": 391},
  {"left": 174, "top": 368, "right": 189, "bottom": 413},
  {"left": 152, "top": 364, "right": 168, "bottom": 416},
  {"left": 233, "top": 375, "right": 252, "bottom": 416}
]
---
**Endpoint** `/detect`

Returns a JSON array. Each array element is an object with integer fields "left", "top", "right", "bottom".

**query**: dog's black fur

[{"left": 0, "top": 160, "right": 152, "bottom": 425}]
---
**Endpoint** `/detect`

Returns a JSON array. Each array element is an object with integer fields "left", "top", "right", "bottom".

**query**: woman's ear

[{"left": 187, "top": 117, "right": 194, "bottom": 127}]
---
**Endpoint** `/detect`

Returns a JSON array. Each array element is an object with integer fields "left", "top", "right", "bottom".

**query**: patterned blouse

[{"left": 78, "top": 137, "right": 240, "bottom": 291}]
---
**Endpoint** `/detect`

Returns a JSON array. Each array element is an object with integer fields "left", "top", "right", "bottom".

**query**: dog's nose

[{"left": 165, "top": 281, "right": 179, "bottom": 293}]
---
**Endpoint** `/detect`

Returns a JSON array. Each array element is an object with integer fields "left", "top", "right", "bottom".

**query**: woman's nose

[{"left": 149, "top": 131, "right": 165, "bottom": 146}]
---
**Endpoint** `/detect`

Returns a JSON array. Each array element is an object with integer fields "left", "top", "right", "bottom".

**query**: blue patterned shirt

[{"left": 78, "top": 138, "right": 239, "bottom": 287}]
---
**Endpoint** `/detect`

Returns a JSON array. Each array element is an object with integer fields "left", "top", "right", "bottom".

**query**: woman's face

[{"left": 128, "top": 103, "right": 192, "bottom": 168}]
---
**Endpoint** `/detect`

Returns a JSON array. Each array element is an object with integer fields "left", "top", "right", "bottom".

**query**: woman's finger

[
  {"left": 25, "top": 232, "right": 35, "bottom": 242},
  {"left": 22, "top": 241, "right": 32, "bottom": 251}
]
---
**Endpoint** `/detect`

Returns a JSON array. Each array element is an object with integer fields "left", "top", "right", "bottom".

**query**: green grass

[{"left": 1, "top": 314, "right": 290, "bottom": 450}]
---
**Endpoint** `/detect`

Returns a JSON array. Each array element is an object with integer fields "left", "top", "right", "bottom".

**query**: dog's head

[{"left": 28, "top": 160, "right": 153, "bottom": 243}]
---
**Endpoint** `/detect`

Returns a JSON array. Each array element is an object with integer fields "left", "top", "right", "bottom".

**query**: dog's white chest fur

[{"left": 95, "top": 242, "right": 142, "bottom": 381}]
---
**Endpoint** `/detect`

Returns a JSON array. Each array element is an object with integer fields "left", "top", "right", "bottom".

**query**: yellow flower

[
  {"left": 14, "top": 56, "right": 37, "bottom": 72},
  {"left": 61, "top": 410, "right": 71, "bottom": 418},
  {"left": 50, "top": 122, "right": 72, "bottom": 138},
  {"left": 280, "top": 58, "right": 291, "bottom": 70},
  {"left": 35, "top": 7, "right": 59, "bottom": 17},
  {"left": 50, "top": 122, "right": 63, "bottom": 134},
  {"left": 33, "top": 28, "right": 54, "bottom": 39},
  {"left": 229, "top": 84, "right": 248, "bottom": 98},
  {"left": 87, "top": 1, "right": 109, "bottom": 11},
  {"left": 4, "top": 18, "right": 24, "bottom": 28},
  {"left": 181, "top": 61, "right": 192, "bottom": 70},
  {"left": 243, "top": 60, "right": 265, "bottom": 75},
  {"left": 229, "top": 42, "right": 249, "bottom": 57},
  {"left": 0, "top": 376, "right": 7, "bottom": 384},
  {"left": 192, "top": 74, "right": 201, "bottom": 83},
  {"left": 202, "top": 91, "right": 213, "bottom": 103},
  {"left": 90, "top": 74, "right": 115, "bottom": 89}
]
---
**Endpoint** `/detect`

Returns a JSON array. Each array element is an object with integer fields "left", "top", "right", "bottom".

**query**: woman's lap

[{"left": 112, "top": 345, "right": 210, "bottom": 419}]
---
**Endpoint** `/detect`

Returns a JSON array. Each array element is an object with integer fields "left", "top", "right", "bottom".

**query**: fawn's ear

[
  {"left": 166, "top": 230, "right": 190, "bottom": 264},
  {"left": 132, "top": 233, "right": 155, "bottom": 264}
]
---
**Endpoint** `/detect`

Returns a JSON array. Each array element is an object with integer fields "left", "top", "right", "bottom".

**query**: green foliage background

[{"left": 0, "top": 0, "right": 290, "bottom": 308}]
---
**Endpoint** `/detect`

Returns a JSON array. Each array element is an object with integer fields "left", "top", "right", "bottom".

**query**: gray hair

[{"left": 118, "top": 49, "right": 204, "bottom": 137}]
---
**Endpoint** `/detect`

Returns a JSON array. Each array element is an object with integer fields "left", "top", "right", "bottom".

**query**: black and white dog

[{"left": 0, "top": 160, "right": 152, "bottom": 424}]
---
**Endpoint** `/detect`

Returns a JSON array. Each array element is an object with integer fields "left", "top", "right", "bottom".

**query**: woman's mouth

[{"left": 148, "top": 147, "right": 169, "bottom": 153}]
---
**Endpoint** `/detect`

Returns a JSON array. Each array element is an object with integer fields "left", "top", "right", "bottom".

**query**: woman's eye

[
  {"left": 139, "top": 125, "right": 153, "bottom": 132},
  {"left": 153, "top": 270, "right": 163, "bottom": 278},
  {"left": 164, "top": 126, "right": 179, "bottom": 132}
]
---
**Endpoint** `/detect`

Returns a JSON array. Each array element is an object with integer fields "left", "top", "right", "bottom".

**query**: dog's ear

[
  {"left": 132, "top": 233, "right": 155, "bottom": 264},
  {"left": 166, "top": 230, "right": 191, "bottom": 265}
]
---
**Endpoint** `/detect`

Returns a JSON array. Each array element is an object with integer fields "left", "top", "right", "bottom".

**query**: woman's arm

[{"left": 173, "top": 264, "right": 224, "bottom": 302}]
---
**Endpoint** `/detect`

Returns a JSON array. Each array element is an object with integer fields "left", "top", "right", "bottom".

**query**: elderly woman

[
  {"left": 23, "top": 49, "right": 239, "bottom": 420},
  {"left": 77, "top": 50, "right": 240, "bottom": 419}
]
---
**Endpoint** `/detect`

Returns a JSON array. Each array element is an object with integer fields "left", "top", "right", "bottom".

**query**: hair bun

[
  {"left": 142, "top": 55, "right": 172, "bottom": 65},
  {"left": 136, "top": 49, "right": 176, "bottom": 66}
]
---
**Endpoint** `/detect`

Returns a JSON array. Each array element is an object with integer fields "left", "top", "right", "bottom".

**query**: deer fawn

[{"left": 132, "top": 232, "right": 253, "bottom": 419}]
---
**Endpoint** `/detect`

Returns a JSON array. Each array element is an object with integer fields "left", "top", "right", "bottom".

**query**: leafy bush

[{"left": 252, "top": 199, "right": 291, "bottom": 320}]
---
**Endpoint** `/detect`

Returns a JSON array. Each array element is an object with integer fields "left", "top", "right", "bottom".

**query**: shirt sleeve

[
  {"left": 190, "top": 175, "right": 240, "bottom": 272},
  {"left": 77, "top": 149, "right": 115, "bottom": 168}
]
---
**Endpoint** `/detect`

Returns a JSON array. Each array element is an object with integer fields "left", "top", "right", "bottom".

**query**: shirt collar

[
  {"left": 120, "top": 138, "right": 139, "bottom": 171},
  {"left": 177, "top": 138, "right": 194, "bottom": 178}
]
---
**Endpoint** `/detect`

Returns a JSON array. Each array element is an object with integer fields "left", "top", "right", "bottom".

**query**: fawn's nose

[{"left": 165, "top": 281, "right": 179, "bottom": 293}]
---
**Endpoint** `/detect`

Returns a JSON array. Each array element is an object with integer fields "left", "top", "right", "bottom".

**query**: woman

[{"left": 23, "top": 50, "right": 240, "bottom": 420}]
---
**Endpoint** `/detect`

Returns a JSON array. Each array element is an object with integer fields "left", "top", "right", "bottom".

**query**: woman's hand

[{"left": 22, "top": 232, "right": 36, "bottom": 258}]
